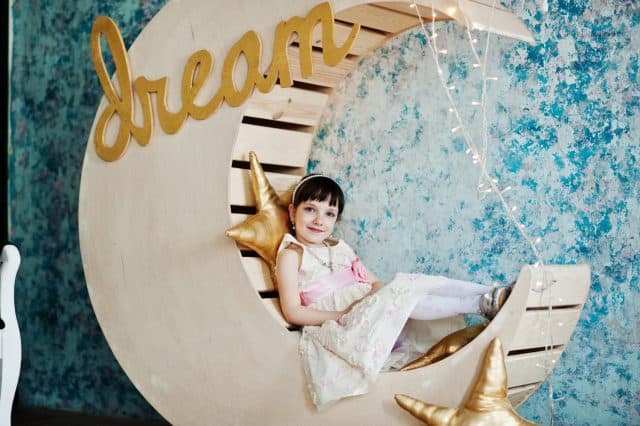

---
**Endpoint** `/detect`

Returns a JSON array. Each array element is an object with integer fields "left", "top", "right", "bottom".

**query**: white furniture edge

[{"left": 1, "top": 245, "right": 21, "bottom": 426}]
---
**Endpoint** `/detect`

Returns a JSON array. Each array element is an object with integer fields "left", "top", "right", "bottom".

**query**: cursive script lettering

[{"left": 90, "top": 2, "right": 360, "bottom": 161}]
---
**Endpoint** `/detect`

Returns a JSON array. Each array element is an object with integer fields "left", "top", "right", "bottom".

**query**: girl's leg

[
  {"left": 409, "top": 294, "right": 481, "bottom": 320},
  {"left": 420, "top": 275, "right": 490, "bottom": 297},
  {"left": 404, "top": 274, "right": 493, "bottom": 320}
]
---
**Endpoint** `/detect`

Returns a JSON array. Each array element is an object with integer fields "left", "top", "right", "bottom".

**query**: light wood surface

[
  {"left": 287, "top": 45, "right": 358, "bottom": 87},
  {"left": 506, "top": 348, "right": 563, "bottom": 387},
  {"left": 232, "top": 123, "right": 313, "bottom": 168},
  {"left": 510, "top": 308, "right": 583, "bottom": 350},
  {"left": 507, "top": 383, "right": 539, "bottom": 408},
  {"left": 311, "top": 23, "right": 388, "bottom": 55},
  {"left": 336, "top": 4, "right": 421, "bottom": 33}
]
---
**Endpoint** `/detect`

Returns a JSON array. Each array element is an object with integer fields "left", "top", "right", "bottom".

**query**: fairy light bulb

[
  {"left": 472, "top": 63, "right": 481, "bottom": 68},
  {"left": 448, "top": 85, "right": 456, "bottom": 90},
  {"left": 439, "top": 49, "right": 448, "bottom": 54},
  {"left": 502, "top": 185, "right": 512, "bottom": 193},
  {"left": 448, "top": 107, "right": 454, "bottom": 112},
  {"left": 535, "top": 237, "right": 542, "bottom": 244},
  {"left": 471, "top": 101, "right": 481, "bottom": 106},
  {"left": 511, "top": 206, "right": 518, "bottom": 212},
  {"left": 451, "top": 126, "right": 461, "bottom": 133}
]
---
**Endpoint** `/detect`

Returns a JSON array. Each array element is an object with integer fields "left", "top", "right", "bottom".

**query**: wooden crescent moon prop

[{"left": 79, "top": 1, "right": 591, "bottom": 424}]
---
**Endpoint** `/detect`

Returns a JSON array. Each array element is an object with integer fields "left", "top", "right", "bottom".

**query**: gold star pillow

[
  {"left": 395, "top": 338, "right": 538, "bottom": 425},
  {"left": 225, "top": 151, "right": 292, "bottom": 281}
]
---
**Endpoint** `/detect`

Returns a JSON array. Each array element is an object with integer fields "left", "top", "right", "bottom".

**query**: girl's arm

[
  {"left": 276, "top": 247, "right": 345, "bottom": 326},
  {"left": 365, "top": 266, "right": 383, "bottom": 294}
]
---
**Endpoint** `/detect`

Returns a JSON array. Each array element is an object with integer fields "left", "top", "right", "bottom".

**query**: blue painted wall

[{"left": 9, "top": 0, "right": 639, "bottom": 424}]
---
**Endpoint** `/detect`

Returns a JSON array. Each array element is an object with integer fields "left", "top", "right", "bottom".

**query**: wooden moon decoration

[{"left": 79, "top": 1, "right": 546, "bottom": 424}]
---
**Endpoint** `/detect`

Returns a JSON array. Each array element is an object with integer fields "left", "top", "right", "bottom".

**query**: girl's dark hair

[{"left": 292, "top": 174, "right": 345, "bottom": 216}]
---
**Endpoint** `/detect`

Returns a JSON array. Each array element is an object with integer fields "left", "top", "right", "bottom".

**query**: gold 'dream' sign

[{"left": 90, "top": 2, "right": 360, "bottom": 162}]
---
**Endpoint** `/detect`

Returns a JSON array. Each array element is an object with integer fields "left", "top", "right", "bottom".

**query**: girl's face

[{"left": 289, "top": 198, "right": 339, "bottom": 247}]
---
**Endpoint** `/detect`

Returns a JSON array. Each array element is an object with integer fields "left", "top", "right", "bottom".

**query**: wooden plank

[
  {"left": 229, "top": 168, "right": 299, "bottom": 206},
  {"left": 374, "top": 2, "right": 452, "bottom": 21},
  {"left": 506, "top": 349, "right": 562, "bottom": 388},
  {"left": 229, "top": 213, "right": 250, "bottom": 226},
  {"left": 310, "top": 23, "right": 388, "bottom": 56},
  {"left": 242, "top": 257, "right": 276, "bottom": 292},
  {"left": 287, "top": 46, "right": 357, "bottom": 88},
  {"left": 232, "top": 123, "right": 312, "bottom": 168},
  {"left": 243, "top": 86, "right": 329, "bottom": 126},
  {"left": 526, "top": 264, "right": 590, "bottom": 309},
  {"left": 335, "top": 4, "right": 419, "bottom": 34},
  {"left": 510, "top": 308, "right": 581, "bottom": 351},
  {"left": 262, "top": 298, "right": 290, "bottom": 328},
  {"left": 507, "top": 383, "right": 539, "bottom": 408}
]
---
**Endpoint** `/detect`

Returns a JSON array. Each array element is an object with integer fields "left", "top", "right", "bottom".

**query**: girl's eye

[
  {"left": 326, "top": 212, "right": 336, "bottom": 218},
  {"left": 304, "top": 206, "right": 315, "bottom": 212}
]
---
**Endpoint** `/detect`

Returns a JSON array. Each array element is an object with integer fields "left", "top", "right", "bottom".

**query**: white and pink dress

[{"left": 278, "top": 233, "right": 491, "bottom": 407}]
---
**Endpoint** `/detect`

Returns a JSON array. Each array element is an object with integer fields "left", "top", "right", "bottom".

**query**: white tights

[{"left": 407, "top": 275, "right": 491, "bottom": 321}]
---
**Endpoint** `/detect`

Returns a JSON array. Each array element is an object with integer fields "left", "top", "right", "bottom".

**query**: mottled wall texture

[{"left": 9, "top": 0, "right": 639, "bottom": 424}]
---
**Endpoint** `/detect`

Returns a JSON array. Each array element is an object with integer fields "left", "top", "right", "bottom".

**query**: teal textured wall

[
  {"left": 10, "top": 0, "right": 166, "bottom": 419},
  {"left": 9, "top": 0, "right": 639, "bottom": 424}
]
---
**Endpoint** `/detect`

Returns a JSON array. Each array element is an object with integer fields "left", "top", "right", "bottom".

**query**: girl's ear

[{"left": 288, "top": 204, "right": 295, "bottom": 224}]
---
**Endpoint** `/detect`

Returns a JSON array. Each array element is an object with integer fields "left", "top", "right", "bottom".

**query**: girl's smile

[{"left": 290, "top": 199, "right": 339, "bottom": 247}]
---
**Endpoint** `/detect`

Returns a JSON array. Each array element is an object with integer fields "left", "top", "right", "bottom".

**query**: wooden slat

[
  {"left": 263, "top": 298, "right": 290, "bottom": 328},
  {"left": 232, "top": 123, "right": 312, "bottom": 167},
  {"left": 230, "top": 213, "right": 251, "bottom": 226},
  {"left": 287, "top": 46, "right": 357, "bottom": 88},
  {"left": 229, "top": 168, "right": 299, "bottom": 206},
  {"left": 242, "top": 257, "right": 276, "bottom": 292},
  {"left": 507, "top": 383, "right": 539, "bottom": 408},
  {"left": 373, "top": 2, "right": 451, "bottom": 21},
  {"left": 510, "top": 308, "right": 581, "bottom": 351},
  {"left": 506, "top": 349, "right": 562, "bottom": 387},
  {"left": 526, "top": 264, "right": 590, "bottom": 309},
  {"left": 335, "top": 4, "right": 419, "bottom": 34},
  {"left": 310, "top": 23, "right": 388, "bottom": 56},
  {"left": 243, "top": 86, "right": 329, "bottom": 126}
]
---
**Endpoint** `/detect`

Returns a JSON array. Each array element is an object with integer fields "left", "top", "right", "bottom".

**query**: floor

[{"left": 13, "top": 406, "right": 170, "bottom": 426}]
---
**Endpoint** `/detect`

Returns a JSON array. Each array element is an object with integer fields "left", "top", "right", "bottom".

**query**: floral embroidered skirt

[{"left": 300, "top": 273, "right": 433, "bottom": 407}]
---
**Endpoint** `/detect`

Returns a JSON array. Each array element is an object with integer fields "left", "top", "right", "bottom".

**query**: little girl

[{"left": 276, "top": 174, "right": 510, "bottom": 407}]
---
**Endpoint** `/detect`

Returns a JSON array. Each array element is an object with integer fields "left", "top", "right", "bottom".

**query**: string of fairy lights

[{"left": 409, "top": 1, "right": 558, "bottom": 423}]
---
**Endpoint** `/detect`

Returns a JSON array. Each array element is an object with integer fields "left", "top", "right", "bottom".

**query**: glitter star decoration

[
  {"left": 395, "top": 338, "right": 538, "bottom": 425},
  {"left": 226, "top": 151, "right": 292, "bottom": 277}
]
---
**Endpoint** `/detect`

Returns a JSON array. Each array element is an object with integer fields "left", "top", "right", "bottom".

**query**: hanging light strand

[{"left": 411, "top": 3, "right": 556, "bottom": 421}]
